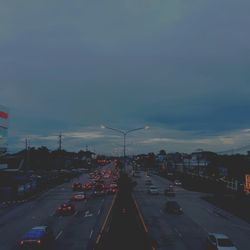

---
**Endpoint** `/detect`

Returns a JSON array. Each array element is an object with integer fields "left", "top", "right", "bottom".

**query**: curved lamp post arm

[
  {"left": 125, "top": 127, "right": 147, "bottom": 135},
  {"left": 101, "top": 125, "right": 149, "bottom": 172},
  {"left": 101, "top": 125, "right": 125, "bottom": 135}
]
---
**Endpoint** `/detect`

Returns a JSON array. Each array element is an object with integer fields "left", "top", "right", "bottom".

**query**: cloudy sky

[{"left": 1, "top": 0, "right": 250, "bottom": 155}]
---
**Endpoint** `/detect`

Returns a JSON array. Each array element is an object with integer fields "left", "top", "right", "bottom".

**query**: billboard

[
  {"left": 244, "top": 175, "right": 250, "bottom": 194},
  {"left": 0, "top": 105, "right": 8, "bottom": 153},
  {"left": 0, "top": 105, "right": 8, "bottom": 129}
]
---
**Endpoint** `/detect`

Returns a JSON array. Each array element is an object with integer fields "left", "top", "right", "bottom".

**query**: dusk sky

[{"left": 1, "top": 0, "right": 250, "bottom": 155}]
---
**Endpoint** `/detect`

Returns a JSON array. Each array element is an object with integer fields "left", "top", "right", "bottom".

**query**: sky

[{"left": 1, "top": 0, "right": 250, "bottom": 155}]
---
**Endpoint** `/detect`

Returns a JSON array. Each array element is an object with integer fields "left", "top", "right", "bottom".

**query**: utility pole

[
  {"left": 25, "top": 138, "right": 30, "bottom": 172},
  {"left": 59, "top": 133, "right": 62, "bottom": 151}
]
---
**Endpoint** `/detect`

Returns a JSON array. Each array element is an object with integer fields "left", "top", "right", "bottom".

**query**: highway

[
  {"left": 0, "top": 169, "right": 115, "bottom": 250},
  {"left": 1, "top": 167, "right": 250, "bottom": 250},
  {"left": 133, "top": 171, "right": 250, "bottom": 250}
]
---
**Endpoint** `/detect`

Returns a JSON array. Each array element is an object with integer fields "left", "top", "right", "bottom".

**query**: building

[{"left": 0, "top": 105, "right": 8, "bottom": 154}]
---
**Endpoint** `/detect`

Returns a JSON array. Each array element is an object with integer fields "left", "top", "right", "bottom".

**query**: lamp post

[{"left": 101, "top": 125, "right": 149, "bottom": 171}]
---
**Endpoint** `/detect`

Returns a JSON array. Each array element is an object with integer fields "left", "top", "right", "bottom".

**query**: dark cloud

[{"left": 1, "top": 0, "right": 250, "bottom": 152}]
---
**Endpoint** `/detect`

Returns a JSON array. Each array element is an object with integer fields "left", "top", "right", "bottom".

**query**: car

[
  {"left": 71, "top": 192, "right": 87, "bottom": 201},
  {"left": 145, "top": 179, "right": 152, "bottom": 186},
  {"left": 19, "top": 226, "right": 54, "bottom": 249},
  {"left": 148, "top": 186, "right": 159, "bottom": 195},
  {"left": 92, "top": 190, "right": 106, "bottom": 197},
  {"left": 174, "top": 180, "right": 182, "bottom": 186},
  {"left": 165, "top": 201, "right": 183, "bottom": 214},
  {"left": 164, "top": 187, "right": 175, "bottom": 197},
  {"left": 72, "top": 182, "right": 83, "bottom": 191},
  {"left": 56, "top": 202, "right": 76, "bottom": 215},
  {"left": 106, "top": 187, "right": 117, "bottom": 195},
  {"left": 82, "top": 182, "right": 93, "bottom": 190},
  {"left": 206, "top": 233, "right": 237, "bottom": 250}
]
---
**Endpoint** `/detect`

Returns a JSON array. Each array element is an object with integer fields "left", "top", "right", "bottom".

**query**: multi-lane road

[
  {"left": 133, "top": 171, "right": 250, "bottom": 250},
  {"left": 1, "top": 167, "right": 250, "bottom": 250},
  {"left": 0, "top": 170, "right": 115, "bottom": 250}
]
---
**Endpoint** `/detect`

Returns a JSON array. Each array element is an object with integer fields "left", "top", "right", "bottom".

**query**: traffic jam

[{"left": 18, "top": 166, "right": 119, "bottom": 249}]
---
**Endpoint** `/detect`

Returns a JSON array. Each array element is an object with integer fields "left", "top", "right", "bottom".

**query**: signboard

[
  {"left": 0, "top": 105, "right": 8, "bottom": 129},
  {"left": 0, "top": 105, "right": 8, "bottom": 153},
  {"left": 244, "top": 175, "right": 250, "bottom": 194}
]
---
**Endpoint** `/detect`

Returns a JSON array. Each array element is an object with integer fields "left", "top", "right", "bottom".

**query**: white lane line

[
  {"left": 98, "top": 209, "right": 101, "bottom": 215},
  {"left": 231, "top": 223, "right": 250, "bottom": 231},
  {"left": 73, "top": 211, "right": 77, "bottom": 216},
  {"left": 55, "top": 230, "right": 63, "bottom": 240},
  {"left": 174, "top": 228, "right": 182, "bottom": 238},
  {"left": 89, "top": 229, "right": 94, "bottom": 239}
]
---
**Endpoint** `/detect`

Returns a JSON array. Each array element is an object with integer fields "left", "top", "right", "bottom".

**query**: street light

[{"left": 101, "top": 125, "right": 149, "bottom": 170}]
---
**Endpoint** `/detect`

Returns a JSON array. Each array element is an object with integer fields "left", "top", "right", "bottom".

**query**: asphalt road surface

[
  {"left": 0, "top": 170, "right": 115, "bottom": 250},
  {"left": 133, "top": 171, "right": 250, "bottom": 250}
]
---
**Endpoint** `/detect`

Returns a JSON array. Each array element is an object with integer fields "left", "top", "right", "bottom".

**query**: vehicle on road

[
  {"left": 206, "top": 233, "right": 237, "bottom": 250},
  {"left": 82, "top": 182, "right": 93, "bottom": 191},
  {"left": 92, "top": 190, "right": 106, "bottom": 197},
  {"left": 174, "top": 180, "right": 182, "bottom": 186},
  {"left": 56, "top": 202, "right": 76, "bottom": 215},
  {"left": 19, "top": 226, "right": 54, "bottom": 249},
  {"left": 72, "top": 182, "right": 83, "bottom": 191},
  {"left": 71, "top": 192, "right": 87, "bottom": 201},
  {"left": 164, "top": 186, "right": 175, "bottom": 197},
  {"left": 148, "top": 186, "right": 159, "bottom": 195},
  {"left": 145, "top": 179, "right": 152, "bottom": 186},
  {"left": 106, "top": 186, "right": 118, "bottom": 195},
  {"left": 165, "top": 201, "right": 183, "bottom": 214}
]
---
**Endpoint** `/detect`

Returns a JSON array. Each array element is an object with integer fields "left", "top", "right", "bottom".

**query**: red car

[
  {"left": 72, "top": 183, "right": 83, "bottom": 191},
  {"left": 56, "top": 202, "right": 76, "bottom": 215}
]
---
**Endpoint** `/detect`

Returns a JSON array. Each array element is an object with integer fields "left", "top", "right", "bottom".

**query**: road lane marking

[
  {"left": 84, "top": 210, "right": 93, "bottom": 217},
  {"left": 98, "top": 209, "right": 101, "bottom": 215},
  {"left": 55, "top": 230, "right": 63, "bottom": 240},
  {"left": 89, "top": 229, "right": 94, "bottom": 239},
  {"left": 231, "top": 223, "right": 250, "bottom": 231},
  {"left": 96, "top": 193, "right": 117, "bottom": 244},
  {"left": 73, "top": 211, "right": 77, "bottom": 216},
  {"left": 174, "top": 228, "right": 182, "bottom": 238}
]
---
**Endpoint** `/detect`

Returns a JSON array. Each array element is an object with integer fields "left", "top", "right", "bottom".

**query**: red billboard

[{"left": 0, "top": 105, "right": 8, "bottom": 129}]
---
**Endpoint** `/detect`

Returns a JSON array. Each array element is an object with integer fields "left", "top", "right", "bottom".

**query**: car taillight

[
  {"left": 20, "top": 240, "right": 24, "bottom": 245},
  {"left": 37, "top": 240, "right": 41, "bottom": 244},
  {"left": 68, "top": 207, "right": 71, "bottom": 210}
]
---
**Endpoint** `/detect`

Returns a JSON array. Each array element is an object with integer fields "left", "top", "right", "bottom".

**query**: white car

[
  {"left": 174, "top": 180, "right": 182, "bottom": 186},
  {"left": 148, "top": 186, "right": 159, "bottom": 195},
  {"left": 206, "top": 233, "right": 237, "bottom": 250}
]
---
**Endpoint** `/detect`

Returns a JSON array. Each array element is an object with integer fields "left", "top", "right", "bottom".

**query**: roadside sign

[{"left": 244, "top": 175, "right": 250, "bottom": 194}]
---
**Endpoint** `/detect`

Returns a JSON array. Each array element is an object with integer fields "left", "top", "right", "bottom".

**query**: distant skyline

[{"left": 1, "top": 1, "right": 250, "bottom": 154}]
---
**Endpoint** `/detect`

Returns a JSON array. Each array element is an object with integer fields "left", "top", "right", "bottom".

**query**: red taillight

[
  {"left": 68, "top": 207, "right": 71, "bottom": 210},
  {"left": 20, "top": 240, "right": 24, "bottom": 245},
  {"left": 37, "top": 240, "right": 41, "bottom": 244}
]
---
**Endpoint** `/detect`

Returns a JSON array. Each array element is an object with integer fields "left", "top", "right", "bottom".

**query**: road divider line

[
  {"left": 133, "top": 195, "right": 148, "bottom": 233},
  {"left": 55, "top": 230, "right": 63, "bottom": 240},
  {"left": 89, "top": 229, "right": 94, "bottom": 239},
  {"left": 96, "top": 193, "right": 117, "bottom": 245},
  {"left": 174, "top": 228, "right": 182, "bottom": 238}
]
